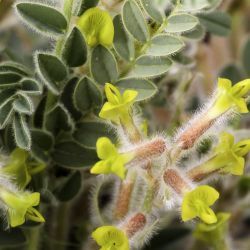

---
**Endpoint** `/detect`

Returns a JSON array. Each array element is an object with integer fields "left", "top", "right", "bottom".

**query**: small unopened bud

[
  {"left": 163, "top": 169, "right": 191, "bottom": 195},
  {"left": 115, "top": 181, "right": 134, "bottom": 220},
  {"left": 187, "top": 167, "right": 219, "bottom": 182},
  {"left": 123, "top": 213, "right": 147, "bottom": 238},
  {"left": 130, "top": 137, "right": 167, "bottom": 163},
  {"left": 177, "top": 117, "right": 216, "bottom": 150}
]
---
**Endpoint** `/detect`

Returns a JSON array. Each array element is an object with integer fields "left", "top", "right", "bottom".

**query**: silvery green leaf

[
  {"left": 0, "top": 72, "right": 22, "bottom": 89},
  {"left": 129, "top": 55, "right": 172, "bottom": 78},
  {"left": 73, "top": 76, "right": 103, "bottom": 113},
  {"left": 165, "top": 13, "right": 198, "bottom": 33},
  {"left": 13, "top": 92, "right": 34, "bottom": 115},
  {"left": 122, "top": 0, "right": 150, "bottom": 42},
  {"left": 113, "top": 15, "right": 135, "bottom": 62},
  {"left": 73, "top": 121, "right": 116, "bottom": 149},
  {"left": 62, "top": 27, "right": 87, "bottom": 67},
  {"left": 198, "top": 11, "right": 231, "bottom": 37},
  {"left": 54, "top": 171, "right": 82, "bottom": 202},
  {"left": 12, "top": 113, "right": 31, "bottom": 150},
  {"left": 147, "top": 34, "right": 184, "bottom": 56},
  {"left": 30, "top": 129, "right": 54, "bottom": 163},
  {"left": 116, "top": 78, "right": 158, "bottom": 101},
  {"left": 0, "top": 61, "right": 30, "bottom": 76},
  {"left": 36, "top": 53, "right": 67, "bottom": 95},
  {"left": 20, "top": 78, "right": 42, "bottom": 95},
  {"left": 45, "top": 104, "right": 74, "bottom": 135},
  {"left": 90, "top": 45, "right": 118, "bottom": 85},
  {"left": 177, "top": 0, "right": 211, "bottom": 12},
  {"left": 0, "top": 99, "right": 14, "bottom": 129},
  {"left": 61, "top": 77, "right": 82, "bottom": 121},
  {"left": 16, "top": 2, "right": 68, "bottom": 36},
  {"left": 182, "top": 24, "right": 205, "bottom": 40},
  {"left": 140, "top": 0, "right": 164, "bottom": 23},
  {"left": 52, "top": 140, "right": 98, "bottom": 168}
]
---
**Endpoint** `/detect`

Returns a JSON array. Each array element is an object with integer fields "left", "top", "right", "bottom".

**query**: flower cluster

[
  {"left": 89, "top": 78, "right": 250, "bottom": 249},
  {"left": 0, "top": 148, "right": 45, "bottom": 227}
]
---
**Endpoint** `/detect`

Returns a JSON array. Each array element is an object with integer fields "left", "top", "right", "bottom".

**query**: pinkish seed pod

[
  {"left": 123, "top": 213, "right": 147, "bottom": 238},
  {"left": 130, "top": 137, "right": 167, "bottom": 162},
  {"left": 163, "top": 169, "right": 191, "bottom": 195},
  {"left": 177, "top": 117, "right": 216, "bottom": 150},
  {"left": 115, "top": 181, "right": 134, "bottom": 220}
]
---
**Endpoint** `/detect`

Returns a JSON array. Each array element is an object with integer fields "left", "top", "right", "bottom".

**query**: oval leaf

[
  {"left": 13, "top": 92, "right": 34, "bottom": 115},
  {"left": 177, "top": 0, "right": 211, "bottom": 12},
  {"left": 198, "top": 11, "right": 231, "bottom": 37},
  {"left": 73, "top": 76, "right": 102, "bottom": 113},
  {"left": 20, "top": 78, "right": 42, "bottom": 95},
  {"left": 61, "top": 77, "right": 82, "bottom": 121},
  {"left": 62, "top": 27, "right": 87, "bottom": 67},
  {"left": 30, "top": 129, "right": 54, "bottom": 163},
  {"left": 165, "top": 14, "right": 198, "bottom": 33},
  {"left": 36, "top": 53, "right": 67, "bottom": 95},
  {"left": 147, "top": 34, "right": 184, "bottom": 56},
  {"left": 12, "top": 113, "right": 31, "bottom": 150},
  {"left": 52, "top": 140, "right": 98, "bottom": 168},
  {"left": 73, "top": 121, "right": 116, "bottom": 148},
  {"left": 45, "top": 104, "right": 74, "bottom": 135},
  {"left": 0, "top": 72, "right": 22, "bottom": 88},
  {"left": 116, "top": 78, "right": 158, "bottom": 101},
  {"left": 113, "top": 15, "right": 135, "bottom": 62},
  {"left": 130, "top": 56, "right": 172, "bottom": 78},
  {"left": 182, "top": 24, "right": 205, "bottom": 40},
  {"left": 122, "top": 0, "right": 149, "bottom": 42},
  {"left": 90, "top": 45, "right": 118, "bottom": 85},
  {"left": 54, "top": 171, "right": 82, "bottom": 202},
  {"left": 140, "top": 0, "right": 163, "bottom": 23},
  {"left": 0, "top": 61, "right": 30, "bottom": 76},
  {"left": 16, "top": 2, "right": 68, "bottom": 36},
  {"left": 0, "top": 99, "right": 14, "bottom": 129}
]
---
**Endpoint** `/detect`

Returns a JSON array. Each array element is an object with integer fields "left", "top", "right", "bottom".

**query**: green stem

[
  {"left": 27, "top": 226, "right": 41, "bottom": 250},
  {"left": 55, "top": 203, "right": 71, "bottom": 250}
]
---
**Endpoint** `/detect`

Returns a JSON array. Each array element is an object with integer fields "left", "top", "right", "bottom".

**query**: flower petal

[
  {"left": 90, "top": 160, "right": 111, "bottom": 175},
  {"left": 193, "top": 185, "right": 219, "bottom": 206},
  {"left": 105, "top": 83, "right": 122, "bottom": 104},
  {"left": 77, "top": 7, "right": 114, "bottom": 47},
  {"left": 96, "top": 137, "right": 117, "bottom": 160},
  {"left": 232, "top": 79, "right": 250, "bottom": 97},
  {"left": 233, "top": 139, "right": 250, "bottom": 157},
  {"left": 217, "top": 78, "right": 232, "bottom": 91},
  {"left": 199, "top": 207, "right": 217, "bottom": 224},
  {"left": 92, "top": 226, "right": 129, "bottom": 250},
  {"left": 111, "top": 157, "right": 127, "bottom": 179},
  {"left": 123, "top": 90, "right": 138, "bottom": 104}
]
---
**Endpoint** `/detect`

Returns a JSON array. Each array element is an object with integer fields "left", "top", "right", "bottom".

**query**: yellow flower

[
  {"left": 0, "top": 190, "right": 45, "bottom": 227},
  {"left": 206, "top": 132, "right": 250, "bottom": 175},
  {"left": 194, "top": 212, "right": 230, "bottom": 245},
  {"left": 209, "top": 78, "right": 250, "bottom": 118},
  {"left": 182, "top": 185, "right": 219, "bottom": 224},
  {"left": 90, "top": 137, "right": 133, "bottom": 179},
  {"left": 77, "top": 7, "right": 114, "bottom": 47},
  {"left": 92, "top": 226, "right": 129, "bottom": 250},
  {"left": 99, "top": 83, "right": 138, "bottom": 124},
  {"left": 1, "top": 148, "right": 31, "bottom": 189}
]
